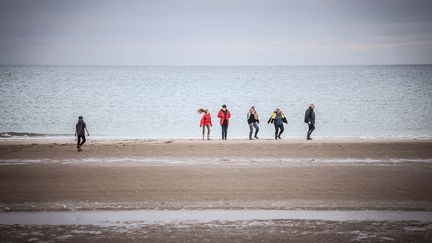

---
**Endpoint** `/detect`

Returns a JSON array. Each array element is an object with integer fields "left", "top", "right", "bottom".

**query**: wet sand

[
  {"left": 1, "top": 138, "right": 432, "bottom": 161},
  {"left": 1, "top": 139, "right": 432, "bottom": 242},
  {"left": 1, "top": 139, "right": 432, "bottom": 211},
  {"left": 1, "top": 220, "right": 432, "bottom": 243}
]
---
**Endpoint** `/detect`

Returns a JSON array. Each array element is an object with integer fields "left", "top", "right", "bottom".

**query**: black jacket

[
  {"left": 247, "top": 112, "right": 259, "bottom": 124},
  {"left": 304, "top": 108, "right": 315, "bottom": 124}
]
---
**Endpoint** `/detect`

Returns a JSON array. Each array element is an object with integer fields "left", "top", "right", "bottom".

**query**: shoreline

[
  {"left": 2, "top": 136, "right": 432, "bottom": 141},
  {"left": 2, "top": 137, "right": 432, "bottom": 145}
]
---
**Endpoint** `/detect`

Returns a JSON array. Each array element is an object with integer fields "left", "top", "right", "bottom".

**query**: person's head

[
  {"left": 250, "top": 106, "right": 256, "bottom": 113},
  {"left": 197, "top": 108, "right": 208, "bottom": 114},
  {"left": 275, "top": 108, "right": 281, "bottom": 114},
  {"left": 78, "top": 116, "right": 83, "bottom": 120},
  {"left": 309, "top": 104, "right": 315, "bottom": 110},
  {"left": 222, "top": 104, "right": 227, "bottom": 111}
]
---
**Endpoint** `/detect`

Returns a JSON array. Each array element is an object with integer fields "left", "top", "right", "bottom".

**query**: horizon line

[{"left": 1, "top": 63, "right": 432, "bottom": 67}]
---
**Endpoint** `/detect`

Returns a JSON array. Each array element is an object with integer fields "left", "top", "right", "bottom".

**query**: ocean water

[{"left": 0, "top": 65, "right": 431, "bottom": 139}]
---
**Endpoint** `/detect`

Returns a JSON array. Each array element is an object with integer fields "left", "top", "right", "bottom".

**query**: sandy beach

[{"left": 1, "top": 139, "right": 432, "bottom": 242}]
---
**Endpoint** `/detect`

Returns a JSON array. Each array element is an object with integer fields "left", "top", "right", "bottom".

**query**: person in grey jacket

[{"left": 304, "top": 104, "right": 315, "bottom": 140}]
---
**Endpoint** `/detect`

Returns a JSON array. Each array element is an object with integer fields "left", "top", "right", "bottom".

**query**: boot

[
  {"left": 249, "top": 131, "right": 253, "bottom": 140},
  {"left": 254, "top": 131, "right": 259, "bottom": 139}
]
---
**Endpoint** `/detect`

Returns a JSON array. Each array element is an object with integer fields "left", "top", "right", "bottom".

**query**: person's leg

[
  {"left": 278, "top": 124, "right": 284, "bottom": 139},
  {"left": 274, "top": 123, "right": 279, "bottom": 140},
  {"left": 307, "top": 123, "right": 315, "bottom": 139},
  {"left": 224, "top": 124, "right": 228, "bottom": 140},
  {"left": 225, "top": 124, "right": 228, "bottom": 140},
  {"left": 79, "top": 135, "right": 86, "bottom": 147},
  {"left": 202, "top": 126, "right": 205, "bottom": 140},
  {"left": 253, "top": 122, "right": 259, "bottom": 139},
  {"left": 77, "top": 136, "right": 81, "bottom": 149},
  {"left": 249, "top": 123, "right": 253, "bottom": 139},
  {"left": 207, "top": 125, "right": 211, "bottom": 140}
]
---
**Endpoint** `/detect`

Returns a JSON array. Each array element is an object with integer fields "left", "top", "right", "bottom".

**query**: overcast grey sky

[{"left": 1, "top": 0, "right": 431, "bottom": 65}]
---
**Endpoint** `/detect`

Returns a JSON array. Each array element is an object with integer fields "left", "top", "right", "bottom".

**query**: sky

[{"left": 0, "top": 0, "right": 432, "bottom": 65}]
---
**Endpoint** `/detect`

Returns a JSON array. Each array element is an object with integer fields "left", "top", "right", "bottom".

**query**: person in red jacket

[
  {"left": 217, "top": 104, "right": 231, "bottom": 140},
  {"left": 198, "top": 108, "right": 212, "bottom": 140}
]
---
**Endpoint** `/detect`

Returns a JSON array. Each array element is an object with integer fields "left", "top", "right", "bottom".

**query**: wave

[
  {"left": 0, "top": 132, "right": 48, "bottom": 138},
  {"left": 0, "top": 132, "right": 73, "bottom": 138}
]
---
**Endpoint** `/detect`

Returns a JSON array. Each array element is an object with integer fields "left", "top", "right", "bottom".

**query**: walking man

[
  {"left": 75, "top": 116, "right": 89, "bottom": 151},
  {"left": 217, "top": 104, "right": 231, "bottom": 140},
  {"left": 304, "top": 104, "right": 316, "bottom": 140}
]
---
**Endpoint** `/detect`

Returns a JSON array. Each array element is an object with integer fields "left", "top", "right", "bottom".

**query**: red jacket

[
  {"left": 217, "top": 109, "right": 231, "bottom": 125},
  {"left": 200, "top": 113, "right": 212, "bottom": 127}
]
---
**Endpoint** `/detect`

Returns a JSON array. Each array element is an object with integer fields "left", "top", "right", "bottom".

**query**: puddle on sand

[{"left": 1, "top": 210, "right": 432, "bottom": 226}]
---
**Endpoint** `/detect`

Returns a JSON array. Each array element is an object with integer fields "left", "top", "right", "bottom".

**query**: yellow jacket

[{"left": 268, "top": 112, "right": 287, "bottom": 124}]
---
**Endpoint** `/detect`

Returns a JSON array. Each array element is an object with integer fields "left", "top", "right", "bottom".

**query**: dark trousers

[
  {"left": 221, "top": 123, "right": 228, "bottom": 140},
  {"left": 77, "top": 135, "right": 86, "bottom": 147},
  {"left": 307, "top": 123, "right": 315, "bottom": 138},
  {"left": 274, "top": 123, "right": 284, "bottom": 139}
]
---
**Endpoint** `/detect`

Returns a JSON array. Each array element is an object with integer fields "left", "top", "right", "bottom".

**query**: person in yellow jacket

[{"left": 267, "top": 108, "right": 288, "bottom": 140}]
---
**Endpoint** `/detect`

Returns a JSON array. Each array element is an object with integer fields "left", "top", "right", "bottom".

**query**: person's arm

[
  {"left": 85, "top": 127, "right": 90, "bottom": 136},
  {"left": 209, "top": 114, "right": 212, "bottom": 127},
  {"left": 305, "top": 109, "right": 311, "bottom": 124},
  {"left": 227, "top": 111, "right": 231, "bottom": 119},
  {"left": 267, "top": 115, "right": 272, "bottom": 124}
]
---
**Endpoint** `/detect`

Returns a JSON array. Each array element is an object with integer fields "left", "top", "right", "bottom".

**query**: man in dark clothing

[
  {"left": 75, "top": 116, "right": 89, "bottom": 151},
  {"left": 304, "top": 104, "right": 316, "bottom": 140}
]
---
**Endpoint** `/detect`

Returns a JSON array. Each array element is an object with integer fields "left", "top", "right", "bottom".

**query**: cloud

[{"left": 0, "top": 0, "right": 431, "bottom": 65}]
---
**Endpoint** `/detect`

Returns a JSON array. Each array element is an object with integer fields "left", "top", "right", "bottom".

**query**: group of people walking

[
  {"left": 199, "top": 104, "right": 316, "bottom": 140},
  {"left": 74, "top": 104, "right": 315, "bottom": 151}
]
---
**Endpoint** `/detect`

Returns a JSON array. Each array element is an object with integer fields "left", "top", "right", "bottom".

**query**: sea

[{"left": 0, "top": 65, "right": 431, "bottom": 139}]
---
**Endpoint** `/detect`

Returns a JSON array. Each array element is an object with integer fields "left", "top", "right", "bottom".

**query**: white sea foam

[
  {"left": 1, "top": 157, "right": 432, "bottom": 166},
  {"left": 0, "top": 210, "right": 431, "bottom": 226}
]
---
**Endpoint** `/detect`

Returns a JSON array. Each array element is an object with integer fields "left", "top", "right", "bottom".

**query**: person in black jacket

[
  {"left": 304, "top": 104, "right": 315, "bottom": 140},
  {"left": 75, "top": 116, "right": 90, "bottom": 151},
  {"left": 247, "top": 106, "right": 259, "bottom": 140}
]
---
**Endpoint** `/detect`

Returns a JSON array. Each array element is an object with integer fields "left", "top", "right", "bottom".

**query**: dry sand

[{"left": 1, "top": 139, "right": 432, "bottom": 242}]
